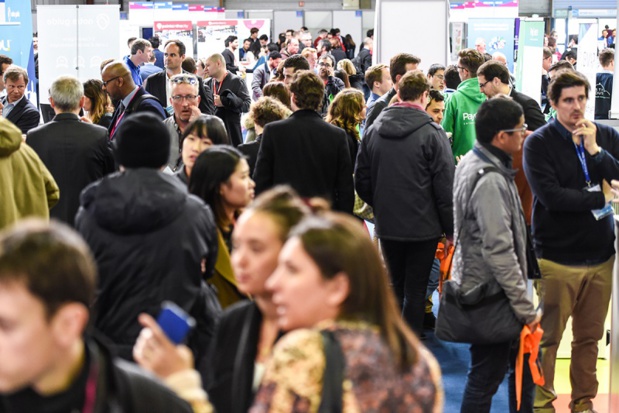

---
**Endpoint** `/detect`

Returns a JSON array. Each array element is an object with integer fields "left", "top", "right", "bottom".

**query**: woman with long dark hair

[
  {"left": 176, "top": 115, "right": 229, "bottom": 185},
  {"left": 189, "top": 146, "right": 255, "bottom": 308}
]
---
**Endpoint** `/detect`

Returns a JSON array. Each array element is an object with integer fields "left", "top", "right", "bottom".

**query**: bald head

[
  {"left": 205, "top": 53, "right": 226, "bottom": 80},
  {"left": 101, "top": 61, "right": 135, "bottom": 101},
  {"left": 101, "top": 61, "right": 131, "bottom": 78}
]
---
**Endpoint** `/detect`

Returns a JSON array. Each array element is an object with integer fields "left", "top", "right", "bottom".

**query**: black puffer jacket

[
  {"left": 355, "top": 104, "right": 455, "bottom": 241},
  {"left": 75, "top": 169, "right": 218, "bottom": 360}
]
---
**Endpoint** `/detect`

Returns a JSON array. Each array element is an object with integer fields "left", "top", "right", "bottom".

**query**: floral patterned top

[{"left": 249, "top": 321, "right": 443, "bottom": 413}]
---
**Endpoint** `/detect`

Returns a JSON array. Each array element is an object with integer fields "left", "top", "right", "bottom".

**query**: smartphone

[{"left": 156, "top": 301, "right": 196, "bottom": 345}]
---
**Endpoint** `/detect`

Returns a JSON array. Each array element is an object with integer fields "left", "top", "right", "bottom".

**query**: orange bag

[
  {"left": 435, "top": 240, "right": 454, "bottom": 294},
  {"left": 516, "top": 325, "right": 545, "bottom": 410}
]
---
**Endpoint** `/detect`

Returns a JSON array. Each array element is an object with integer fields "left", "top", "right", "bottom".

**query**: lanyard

[
  {"left": 82, "top": 359, "right": 98, "bottom": 413},
  {"left": 109, "top": 91, "right": 140, "bottom": 139},
  {"left": 213, "top": 73, "right": 227, "bottom": 96},
  {"left": 574, "top": 142, "right": 592, "bottom": 187}
]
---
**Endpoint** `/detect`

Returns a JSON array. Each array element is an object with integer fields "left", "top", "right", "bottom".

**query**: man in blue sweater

[
  {"left": 595, "top": 48, "right": 614, "bottom": 120},
  {"left": 524, "top": 70, "right": 619, "bottom": 413}
]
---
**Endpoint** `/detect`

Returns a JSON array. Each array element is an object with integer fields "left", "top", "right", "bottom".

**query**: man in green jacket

[
  {"left": 442, "top": 48, "right": 486, "bottom": 159},
  {"left": 0, "top": 117, "right": 59, "bottom": 229}
]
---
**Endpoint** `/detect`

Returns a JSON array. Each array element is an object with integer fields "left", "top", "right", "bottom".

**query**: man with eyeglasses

[
  {"left": 477, "top": 61, "right": 545, "bottom": 132},
  {"left": 442, "top": 48, "right": 486, "bottom": 160},
  {"left": 427, "top": 64, "right": 446, "bottom": 92},
  {"left": 145, "top": 39, "right": 214, "bottom": 116},
  {"left": 163, "top": 74, "right": 202, "bottom": 170},
  {"left": 101, "top": 61, "right": 166, "bottom": 141},
  {"left": 317, "top": 54, "right": 344, "bottom": 115},
  {"left": 454, "top": 96, "right": 541, "bottom": 413},
  {"left": 0, "top": 65, "right": 40, "bottom": 134},
  {"left": 477, "top": 60, "right": 546, "bottom": 228}
]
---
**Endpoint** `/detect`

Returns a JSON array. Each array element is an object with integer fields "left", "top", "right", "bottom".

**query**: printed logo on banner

[
  {"left": 96, "top": 14, "right": 110, "bottom": 30},
  {"left": 0, "top": 40, "right": 10, "bottom": 52}
]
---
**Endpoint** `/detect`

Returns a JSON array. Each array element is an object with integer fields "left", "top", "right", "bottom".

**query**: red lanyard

[
  {"left": 82, "top": 359, "right": 98, "bottom": 413},
  {"left": 110, "top": 91, "right": 140, "bottom": 139},
  {"left": 213, "top": 73, "right": 227, "bottom": 96}
]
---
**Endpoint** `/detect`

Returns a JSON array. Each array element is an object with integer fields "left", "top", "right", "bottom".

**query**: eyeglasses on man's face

[
  {"left": 500, "top": 124, "right": 528, "bottom": 135},
  {"left": 171, "top": 94, "right": 198, "bottom": 102},
  {"left": 102, "top": 76, "right": 121, "bottom": 87}
]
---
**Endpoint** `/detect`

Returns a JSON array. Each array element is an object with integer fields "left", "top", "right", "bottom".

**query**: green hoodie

[
  {"left": 441, "top": 77, "right": 486, "bottom": 159},
  {"left": 0, "top": 118, "right": 59, "bottom": 229}
]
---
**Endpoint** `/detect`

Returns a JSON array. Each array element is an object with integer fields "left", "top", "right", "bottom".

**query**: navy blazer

[
  {"left": 27, "top": 113, "right": 116, "bottom": 226},
  {"left": 253, "top": 109, "right": 354, "bottom": 213},
  {"left": 108, "top": 87, "right": 166, "bottom": 140},
  {"left": 144, "top": 70, "right": 215, "bottom": 115},
  {"left": 2, "top": 95, "right": 40, "bottom": 134}
]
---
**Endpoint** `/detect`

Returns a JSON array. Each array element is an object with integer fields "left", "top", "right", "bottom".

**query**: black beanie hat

[{"left": 114, "top": 112, "right": 170, "bottom": 169}]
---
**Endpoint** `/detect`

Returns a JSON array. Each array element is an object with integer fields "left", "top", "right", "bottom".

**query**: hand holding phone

[
  {"left": 133, "top": 311, "right": 194, "bottom": 379},
  {"left": 156, "top": 301, "right": 196, "bottom": 345}
]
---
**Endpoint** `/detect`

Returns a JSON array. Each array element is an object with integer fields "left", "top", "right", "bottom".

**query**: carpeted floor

[{"left": 425, "top": 303, "right": 610, "bottom": 413}]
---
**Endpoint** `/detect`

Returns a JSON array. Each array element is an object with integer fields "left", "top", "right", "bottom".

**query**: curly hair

[
  {"left": 289, "top": 71, "right": 324, "bottom": 111},
  {"left": 326, "top": 88, "right": 365, "bottom": 141},
  {"left": 249, "top": 96, "right": 292, "bottom": 128}
]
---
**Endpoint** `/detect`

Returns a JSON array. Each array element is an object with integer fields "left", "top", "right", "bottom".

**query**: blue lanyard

[{"left": 574, "top": 142, "right": 591, "bottom": 187}]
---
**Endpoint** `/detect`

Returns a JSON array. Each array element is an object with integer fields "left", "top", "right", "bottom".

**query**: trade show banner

[
  {"left": 468, "top": 18, "right": 516, "bottom": 72},
  {"left": 450, "top": 0, "right": 519, "bottom": 22},
  {"left": 37, "top": 5, "right": 120, "bottom": 103},
  {"left": 0, "top": 0, "right": 36, "bottom": 102},
  {"left": 577, "top": 21, "right": 599, "bottom": 120},
  {"left": 515, "top": 19, "right": 544, "bottom": 104},
  {"left": 153, "top": 21, "right": 194, "bottom": 57}
]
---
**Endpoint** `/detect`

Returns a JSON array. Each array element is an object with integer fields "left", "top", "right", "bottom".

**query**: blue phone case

[{"left": 156, "top": 301, "right": 196, "bottom": 344}]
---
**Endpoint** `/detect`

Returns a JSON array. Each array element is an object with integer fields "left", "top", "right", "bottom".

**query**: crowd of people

[{"left": 1, "top": 24, "right": 619, "bottom": 413}]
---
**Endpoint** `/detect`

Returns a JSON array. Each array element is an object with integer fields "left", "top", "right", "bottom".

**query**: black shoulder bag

[
  {"left": 318, "top": 330, "right": 345, "bottom": 413},
  {"left": 435, "top": 166, "right": 523, "bottom": 344}
]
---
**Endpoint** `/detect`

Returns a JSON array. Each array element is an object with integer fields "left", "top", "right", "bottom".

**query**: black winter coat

[
  {"left": 355, "top": 104, "right": 455, "bottom": 241},
  {"left": 75, "top": 169, "right": 218, "bottom": 361}
]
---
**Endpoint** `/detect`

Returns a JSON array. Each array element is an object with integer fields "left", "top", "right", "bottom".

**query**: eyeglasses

[
  {"left": 171, "top": 94, "right": 198, "bottom": 102},
  {"left": 500, "top": 124, "right": 528, "bottom": 135},
  {"left": 171, "top": 75, "right": 198, "bottom": 85},
  {"left": 102, "top": 76, "right": 121, "bottom": 87},
  {"left": 433, "top": 74, "right": 445, "bottom": 80},
  {"left": 479, "top": 80, "right": 491, "bottom": 89},
  {"left": 318, "top": 62, "right": 332, "bottom": 67},
  {"left": 457, "top": 66, "right": 467, "bottom": 71}
]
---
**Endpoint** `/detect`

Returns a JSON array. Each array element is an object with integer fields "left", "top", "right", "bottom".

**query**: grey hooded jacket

[{"left": 452, "top": 143, "right": 537, "bottom": 325}]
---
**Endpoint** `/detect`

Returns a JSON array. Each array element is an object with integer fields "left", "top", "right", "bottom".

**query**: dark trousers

[
  {"left": 380, "top": 238, "right": 438, "bottom": 335},
  {"left": 461, "top": 339, "right": 535, "bottom": 413}
]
